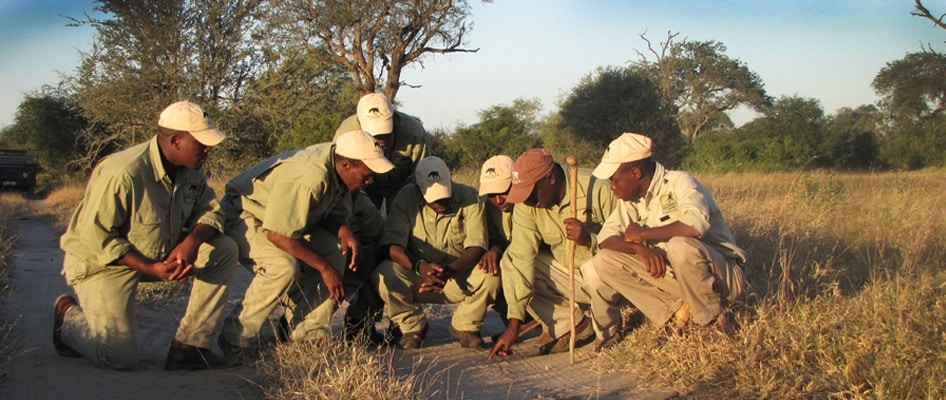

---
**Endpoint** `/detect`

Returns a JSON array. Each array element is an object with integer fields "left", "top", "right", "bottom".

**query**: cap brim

[
  {"left": 505, "top": 182, "right": 535, "bottom": 204},
  {"left": 422, "top": 182, "right": 452, "bottom": 203},
  {"left": 478, "top": 179, "right": 511, "bottom": 196},
  {"left": 363, "top": 156, "right": 395, "bottom": 173},
  {"left": 190, "top": 128, "right": 226, "bottom": 146},
  {"left": 362, "top": 119, "right": 394, "bottom": 136},
  {"left": 592, "top": 162, "right": 620, "bottom": 179}
]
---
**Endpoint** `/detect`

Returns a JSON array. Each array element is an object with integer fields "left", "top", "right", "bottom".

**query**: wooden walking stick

[{"left": 566, "top": 155, "right": 578, "bottom": 364}]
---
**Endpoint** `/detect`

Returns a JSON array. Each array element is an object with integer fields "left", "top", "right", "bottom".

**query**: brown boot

[
  {"left": 165, "top": 339, "right": 233, "bottom": 371},
  {"left": 539, "top": 317, "right": 594, "bottom": 355}
]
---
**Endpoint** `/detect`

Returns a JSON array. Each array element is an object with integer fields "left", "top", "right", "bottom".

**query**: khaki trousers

[
  {"left": 221, "top": 217, "right": 345, "bottom": 346},
  {"left": 60, "top": 234, "right": 238, "bottom": 370},
  {"left": 374, "top": 259, "right": 501, "bottom": 333},
  {"left": 527, "top": 251, "right": 624, "bottom": 339},
  {"left": 592, "top": 236, "right": 746, "bottom": 328}
]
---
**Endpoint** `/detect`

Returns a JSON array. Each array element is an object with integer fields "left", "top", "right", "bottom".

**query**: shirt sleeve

[
  {"left": 670, "top": 174, "right": 712, "bottom": 235},
  {"left": 76, "top": 169, "right": 135, "bottom": 266},
  {"left": 461, "top": 194, "right": 488, "bottom": 250},
  {"left": 379, "top": 186, "right": 415, "bottom": 248},
  {"left": 499, "top": 205, "right": 541, "bottom": 321},
  {"left": 190, "top": 179, "right": 225, "bottom": 233},
  {"left": 261, "top": 179, "right": 329, "bottom": 239},
  {"left": 598, "top": 202, "right": 630, "bottom": 244}
]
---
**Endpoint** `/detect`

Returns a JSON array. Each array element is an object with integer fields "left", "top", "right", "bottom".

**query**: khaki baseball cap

[
  {"left": 478, "top": 155, "right": 514, "bottom": 196},
  {"left": 592, "top": 133, "right": 653, "bottom": 179},
  {"left": 335, "top": 130, "right": 395, "bottom": 173},
  {"left": 415, "top": 156, "right": 452, "bottom": 203},
  {"left": 506, "top": 149, "right": 554, "bottom": 204},
  {"left": 158, "top": 101, "right": 226, "bottom": 146},
  {"left": 356, "top": 93, "right": 394, "bottom": 136}
]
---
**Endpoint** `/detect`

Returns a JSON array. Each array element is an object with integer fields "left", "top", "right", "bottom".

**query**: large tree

[
  {"left": 872, "top": 51, "right": 946, "bottom": 122},
  {"left": 553, "top": 66, "right": 686, "bottom": 167},
  {"left": 0, "top": 86, "right": 88, "bottom": 173},
  {"left": 635, "top": 32, "right": 771, "bottom": 144},
  {"left": 445, "top": 98, "right": 543, "bottom": 170},
  {"left": 69, "top": 0, "right": 261, "bottom": 166},
  {"left": 267, "top": 0, "right": 479, "bottom": 99}
]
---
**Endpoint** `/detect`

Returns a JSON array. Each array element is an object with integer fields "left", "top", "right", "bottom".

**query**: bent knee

[{"left": 666, "top": 236, "right": 703, "bottom": 268}]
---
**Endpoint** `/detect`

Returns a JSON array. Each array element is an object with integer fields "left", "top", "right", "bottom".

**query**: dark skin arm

[
  {"left": 321, "top": 214, "right": 360, "bottom": 271},
  {"left": 267, "top": 230, "right": 345, "bottom": 303},
  {"left": 488, "top": 317, "right": 521, "bottom": 360},
  {"left": 118, "top": 223, "right": 217, "bottom": 282},
  {"left": 602, "top": 221, "right": 701, "bottom": 279}
]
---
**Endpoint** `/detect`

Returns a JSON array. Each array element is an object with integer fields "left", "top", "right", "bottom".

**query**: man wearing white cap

[
  {"left": 218, "top": 130, "right": 394, "bottom": 356},
  {"left": 54, "top": 101, "right": 238, "bottom": 370},
  {"left": 334, "top": 92, "right": 431, "bottom": 209},
  {"left": 590, "top": 132, "right": 747, "bottom": 349},
  {"left": 374, "top": 156, "right": 500, "bottom": 349}
]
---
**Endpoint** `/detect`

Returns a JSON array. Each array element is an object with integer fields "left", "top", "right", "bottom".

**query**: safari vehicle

[{"left": 0, "top": 149, "right": 39, "bottom": 195}]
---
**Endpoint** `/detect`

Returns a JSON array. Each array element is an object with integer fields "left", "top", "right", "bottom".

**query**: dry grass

[
  {"left": 0, "top": 193, "right": 32, "bottom": 368},
  {"left": 257, "top": 339, "right": 429, "bottom": 399},
  {"left": 594, "top": 169, "right": 946, "bottom": 399}
]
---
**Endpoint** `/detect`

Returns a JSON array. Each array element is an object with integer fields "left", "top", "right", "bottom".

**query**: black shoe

[
  {"left": 276, "top": 314, "right": 291, "bottom": 343},
  {"left": 344, "top": 319, "right": 385, "bottom": 346},
  {"left": 218, "top": 335, "right": 253, "bottom": 365},
  {"left": 164, "top": 340, "right": 232, "bottom": 371},
  {"left": 397, "top": 324, "right": 427, "bottom": 350},
  {"left": 53, "top": 294, "right": 81, "bottom": 358}
]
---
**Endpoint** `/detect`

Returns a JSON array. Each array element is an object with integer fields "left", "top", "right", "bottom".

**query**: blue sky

[{"left": 1, "top": 0, "right": 943, "bottom": 131}]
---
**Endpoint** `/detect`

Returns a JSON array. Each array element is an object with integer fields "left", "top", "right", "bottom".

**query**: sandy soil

[{"left": 0, "top": 212, "right": 677, "bottom": 400}]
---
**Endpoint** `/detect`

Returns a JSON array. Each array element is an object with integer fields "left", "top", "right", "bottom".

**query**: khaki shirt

[
  {"left": 483, "top": 196, "right": 513, "bottom": 249},
  {"left": 60, "top": 137, "right": 224, "bottom": 267},
  {"left": 599, "top": 162, "right": 747, "bottom": 263},
  {"left": 223, "top": 143, "right": 351, "bottom": 239},
  {"left": 380, "top": 182, "right": 487, "bottom": 265},
  {"left": 500, "top": 165, "right": 617, "bottom": 321},
  {"left": 351, "top": 192, "right": 384, "bottom": 244},
  {"left": 334, "top": 111, "right": 430, "bottom": 193}
]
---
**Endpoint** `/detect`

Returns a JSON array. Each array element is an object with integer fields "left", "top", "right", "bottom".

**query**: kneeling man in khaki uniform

[
  {"left": 374, "top": 156, "right": 500, "bottom": 349},
  {"left": 590, "top": 133, "right": 747, "bottom": 350}
]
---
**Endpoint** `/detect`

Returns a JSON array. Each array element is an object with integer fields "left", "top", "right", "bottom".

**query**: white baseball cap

[
  {"left": 335, "top": 130, "right": 395, "bottom": 173},
  {"left": 356, "top": 93, "right": 394, "bottom": 136},
  {"left": 478, "top": 155, "right": 514, "bottom": 196},
  {"left": 158, "top": 101, "right": 226, "bottom": 146},
  {"left": 592, "top": 133, "right": 653, "bottom": 179},
  {"left": 415, "top": 156, "right": 452, "bottom": 203}
]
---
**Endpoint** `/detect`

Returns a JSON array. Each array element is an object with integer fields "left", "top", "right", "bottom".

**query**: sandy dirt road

[{"left": 0, "top": 212, "right": 675, "bottom": 400}]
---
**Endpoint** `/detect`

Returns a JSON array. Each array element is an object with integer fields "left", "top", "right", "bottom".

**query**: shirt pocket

[{"left": 129, "top": 211, "right": 166, "bottom": 258}]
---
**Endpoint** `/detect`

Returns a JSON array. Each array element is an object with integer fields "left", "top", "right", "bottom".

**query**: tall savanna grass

[{"left": 595, "top": 169, "right": 946, "bottom": 399}]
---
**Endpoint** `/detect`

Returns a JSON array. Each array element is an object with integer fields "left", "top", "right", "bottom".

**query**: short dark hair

[{"left": 618, "top": 157, "right": 655, "bottom": 176}]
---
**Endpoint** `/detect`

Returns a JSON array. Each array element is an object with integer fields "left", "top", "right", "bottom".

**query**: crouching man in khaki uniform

[
  {"left": 589, "top": 133, "right": 747, "bottom": 349},
  {"left": 55, "top": 101, "right": 238, "bottom": 371},
  {"left": 374, "top": 156, "right": 500, "bottom": 349},
  {"left": 218, "top": 130, "right": 394, "bottom": 356}
]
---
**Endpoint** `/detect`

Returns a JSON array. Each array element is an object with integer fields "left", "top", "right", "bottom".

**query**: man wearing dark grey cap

[
  {"left": 489, "top": 149, "right": 622, "bottom": 360},
  {"left": 54, "top": 101, "right": 238, "bottom": 370},
  {"left": 589, "top": 133, "right": 747, "bottom": 350}
]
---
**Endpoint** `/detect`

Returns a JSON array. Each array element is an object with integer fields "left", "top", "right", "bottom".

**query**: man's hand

[
  {"left": 320, "top": 267, "right": 346, "bottom": 303},
  {"left": 337, "top": 225, "right": 360, "bottom": 271},
  {"left": 417, "top": 261, "right": 447, "bottom": 293},
  {"left": 634, "top": 243, "right": 667, "bottom": 278},
  {"left": 563, "top": 217, "right": 590, "bottom": 246},
  {"left": 153, "top": 258, "right": 194, "bottom": 282},
  {"left": 623, "top": 222, "right": 645, "bottom": 243},
  {"left": 488, "top": 322, "right": 520, "bottom": 360},
  {"left": 477, "top": 247, "right": 502, "bottom": 276}
]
